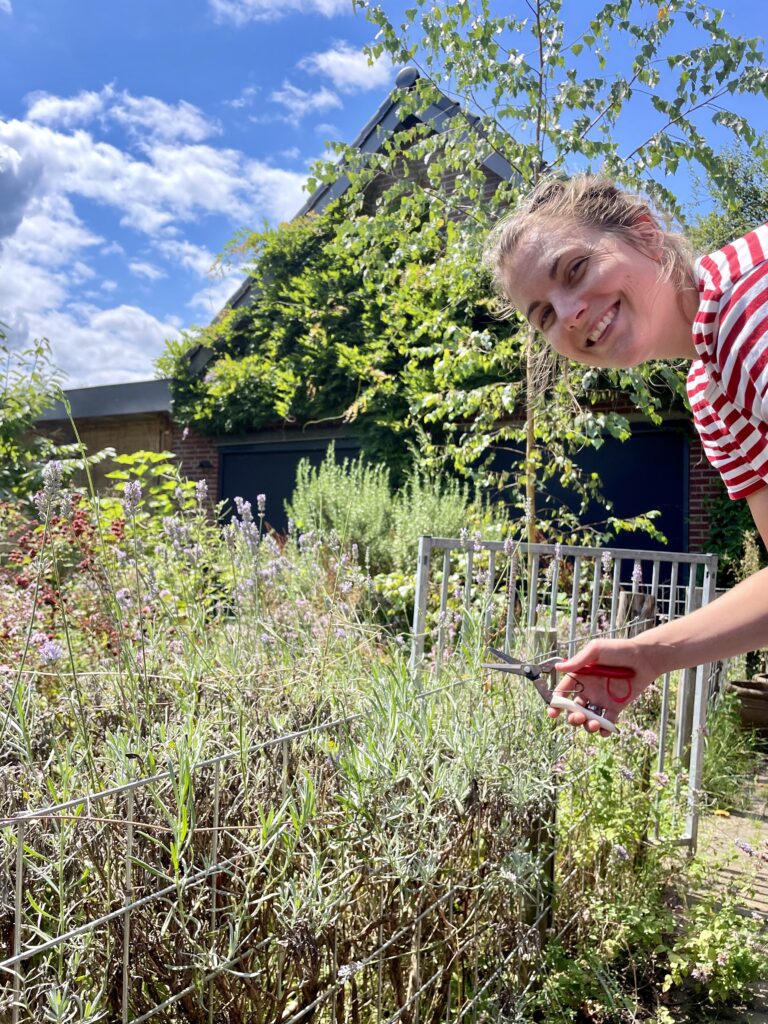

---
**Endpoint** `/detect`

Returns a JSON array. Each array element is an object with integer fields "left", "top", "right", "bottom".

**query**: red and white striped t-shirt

[{"left": 686, "top": 224, "right": 768, "bottom": 499}]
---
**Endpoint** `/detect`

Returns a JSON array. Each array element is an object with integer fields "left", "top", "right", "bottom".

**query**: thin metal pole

[
  {"left": 377, "top": 879, "right": 384, "bottom": 1021},
  {"left": 484, "top": 549, "right": 496, "bottom": 636},
  {"left": 208, "top": 760, "right": 221, "bottom": 1024},
  {"left": 12, "top": 819, "right": 25, "bottom": 1024},
  {"left": 609, "top": 559, "right": 622, "bottom": 631},
  {"left": 568, "top": 556, "right": 582, "bottom": 648},
  {"left": 436, "top": 550, "right": 451, "bottom": 666},
  {"left": 589, "top": 557, "right": 601, "bottom": 635},
  {"left": 505, "top": 555, "right": 518, "bottom": 651},
  {"left": 527, "top": 554, "right": 540, "bottom": 629},
  {"left": 410, "top": 536, "right": 432, "bottom": 674},
  {"left": 122, "top": 788, "right": 134, "bottom": 1024}
]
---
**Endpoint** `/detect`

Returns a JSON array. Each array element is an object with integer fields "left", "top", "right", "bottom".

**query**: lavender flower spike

[{"left": 122, "top": 479, "right": 142, "bottom": 515}]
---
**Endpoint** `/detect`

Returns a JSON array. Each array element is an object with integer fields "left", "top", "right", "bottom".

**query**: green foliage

[
  {"left": 285, "top": 444, "right": 393, "bottom": 573},
  {"left": 389, "top": 462, "right": 503, "bottom": 572},
  {"left": 701, "top": 689, "right": 761, "bottom": 810},
  {"left": 664, "top": 896, "right": 768, "bottom": 1003},
  {"left": 0, "top": 337, "right": 114, "bottom": 506},
  {"left": 105, "top": 450, "right": 197, "bottom": 519},
  {"left": 284, "top": 443, "right": 505, "bottom": 577},
  {"left": 688, "top": 136, "right": 768, "bottom": 254},
  {"left": 160, "top": 0, "right": 767, "bottom": 542}
]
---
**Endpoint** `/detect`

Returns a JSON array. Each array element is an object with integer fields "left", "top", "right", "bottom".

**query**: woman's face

[{"left": 502, "top": 219, "right": 697, "bottom": 367}]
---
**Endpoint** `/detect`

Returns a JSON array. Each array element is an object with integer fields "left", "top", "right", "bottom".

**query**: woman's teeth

[{"left": 586, "top": 305, "right": 617, "bottom": 347}]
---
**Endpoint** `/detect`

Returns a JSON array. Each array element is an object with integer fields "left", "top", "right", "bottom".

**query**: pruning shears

[{"left": 483, "top": 647, "right": 635, "bottom": 736}]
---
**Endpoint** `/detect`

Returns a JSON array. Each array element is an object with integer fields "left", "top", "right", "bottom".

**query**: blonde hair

[{"left": 484, "top": 175, "right": 696, "bottom": 312}]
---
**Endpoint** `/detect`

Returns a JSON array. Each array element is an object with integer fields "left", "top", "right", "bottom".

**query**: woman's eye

[
  {"left": 540, "top": 307, "right": 553, "bottom": 329},
  {"left": 568, "top": 258, "right": 587, "bottom": 281}
]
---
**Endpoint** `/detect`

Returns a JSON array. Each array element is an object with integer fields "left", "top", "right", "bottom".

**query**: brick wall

[
  {"left": 172, "top": 425, "right": 220, "bottom": 500},
  {"left": 687, "top": 432, "right": 724, "bottom": 552}
]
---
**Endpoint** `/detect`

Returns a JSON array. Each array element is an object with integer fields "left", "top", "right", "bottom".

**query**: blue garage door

[{"left": 219, "top": 437, "right": 361, "bottom": 534}]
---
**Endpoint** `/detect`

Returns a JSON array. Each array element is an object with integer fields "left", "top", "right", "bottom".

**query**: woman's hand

[{"left": 550, "top": 638, "right": 663, "bottom": 736}]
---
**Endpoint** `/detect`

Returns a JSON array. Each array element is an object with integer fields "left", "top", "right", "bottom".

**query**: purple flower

[
  {"left": 195, "top": 479, "right": 208, "bottom": 504},
  {"left": 736, "top": 839, "right": 755, "bottom": 856},
  {"left": 39, "top": 639, "right": 63, "bottom": 664},
  {"left": 612, "top": 844, "right": 629, "bottom": 861},
  {"left": 652, "top": 771, "right": 669, "bottom": 788},
  {"left": 503, "top": 537, "right": 516, "bottom": 557},
  {"left": 122, "top": 480, "right": 142, "bottom": 516},
  {"left": 34, "top": 460, "right": 64, "bottom": 518},
  {"left": 601, "top": 550, "right": 613, "bottom": 575},
  {"left": 256, "top": 493, "right": 266, "bottom": 514},
  {"left": 619, "top": 765, "right": 634, "bottom": 781},
  {"left": 335, "top": 627, "right": 347, "bottom": 639},
  {"left": 182, "top": 426, "right": 190, "bottom": 441},
  {"left": 631, "top": 560, "right": 643, "bottom": 586},
  {"left": 553, "top": 542, "right": 562, "bottom": 561},
  {"left": 641, "top": 728, "right": 658, "bottom": 748},
  {"left": 115, "top": 588, "right": 132, "bottom": 609}
]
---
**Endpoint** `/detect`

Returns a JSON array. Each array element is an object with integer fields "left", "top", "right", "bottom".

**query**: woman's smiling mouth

[{"left": 585, "top": 303, "right": 619, "bottom": 348}]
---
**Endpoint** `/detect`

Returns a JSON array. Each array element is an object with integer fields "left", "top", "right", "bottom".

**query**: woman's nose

[{"left": 557, "top": 293, "right": 587, "bottom": 330}]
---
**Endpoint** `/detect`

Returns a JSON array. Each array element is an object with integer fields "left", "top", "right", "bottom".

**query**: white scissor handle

[{"left": 549, "top": 694, "right": 618, "bottom": 735}]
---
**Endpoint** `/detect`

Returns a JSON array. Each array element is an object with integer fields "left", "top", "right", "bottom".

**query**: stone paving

[{"left": 693, "top": 766, "right": 768, "bottom": 1021}]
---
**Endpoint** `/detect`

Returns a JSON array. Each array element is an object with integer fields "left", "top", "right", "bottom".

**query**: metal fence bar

[
  {"left": 568, "top": 555, "right": 582, "bottom": 649},
  {"left": 436, "top": 549, "right": 451, "bottom": 667},
  {"left": 11, "top": 819, "right": 25, "bottom": 1024},
  {"left": 122, "top": 789, "right": 134, "bottom": 1024},
  {"left": 208, "top": 759, "right": 221, "bottom": 1024},
  {"left": 505, "top": 554, "right": 518, "bottom": 651},
  {"left": 589, "top": 557, "right": 601, "bottom": 635},
  {"left": 410, "top": 535, "right": 432, "bottom": 672}
]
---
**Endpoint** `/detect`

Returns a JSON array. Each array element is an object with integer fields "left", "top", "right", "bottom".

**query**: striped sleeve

[
  {"left": 688, "top": 224, "right": 768, "bottom": 500},
  {"left": 687, "top": 362, "right": 768, "bottom": 499}
]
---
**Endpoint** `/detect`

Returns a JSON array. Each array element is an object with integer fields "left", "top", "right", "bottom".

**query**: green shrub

[
  {"left": 389, "top": 467, "right": 504, "bottom": 572},
  {"left": 285, "top": 444, "right": 393, "bottom": 573}
]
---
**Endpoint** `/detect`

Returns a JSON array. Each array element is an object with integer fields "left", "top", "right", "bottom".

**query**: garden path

[{"left": 693, "top": 758, "right": 768, "bottom": 1022}]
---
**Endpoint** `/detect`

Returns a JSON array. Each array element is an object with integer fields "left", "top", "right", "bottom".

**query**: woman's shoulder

[{"left": 696, "top": 224, "right": 768, "bottom": 296}]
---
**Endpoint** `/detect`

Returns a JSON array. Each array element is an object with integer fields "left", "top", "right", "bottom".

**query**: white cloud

[
  {"left": 225, "top": 85, "right": 259, "bottom": 110},
  {"left": 243, "top": 159, "right": 310, "bottom": 220},
  {"left": 0, "top": 119, "right": 309, "bottom": 235},
  {"left": 129, "top": 260, "right": 166, "bottom": 281},
  {"left": 0, "top": 1, "right": 12, "bottom": 14},
  {"left": 209, "top": 0, "right": 350, "bottom": 24},
  {"left": 25, "top": 87, "right": 110, "bottom": 128},
  {"left": 156, "top": 238, "right": 216, "bottom": 277},
  {"left": 0, "top": 141, "right": 42, "bottom": 238},
  {"left": 111, "top": 95, "right": 220, "bottom": 143},
  {"left": 101, "top": 279, "right": 118, "bottom": 292},
  {"left": 2, "top": 193, "right": 101, "bottom": 267},
  {"left": 188, "top": 272, "right": 245, "bottom": 320},
  {"left": 33, "top": 304, "right": 181, "bottom": 386},
  {"left": 270, "top": 82, "right": 342, "bottom": 126},
  {"left": 299, "top": 42, "right": 392, "bottom": 93}
]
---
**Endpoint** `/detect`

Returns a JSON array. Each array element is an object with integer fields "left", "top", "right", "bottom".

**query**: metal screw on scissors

[{"left": 483, "top": 647, "right": 635, "bottom": 736}]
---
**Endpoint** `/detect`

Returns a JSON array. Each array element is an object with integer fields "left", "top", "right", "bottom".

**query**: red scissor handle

[
  {"left": 578, "top": 663, "right": 635, "bottom": 680},
  {"left": 569, "top": 663, "right": 635, "bottom": 704}
]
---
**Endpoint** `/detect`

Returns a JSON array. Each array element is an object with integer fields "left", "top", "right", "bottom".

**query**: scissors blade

[{"left": 484, "top": 648, "right": 554, "bottom": 706}]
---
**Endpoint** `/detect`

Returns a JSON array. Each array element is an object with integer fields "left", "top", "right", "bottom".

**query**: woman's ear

[{"left": 630, "top": 214, "right": 664, "bottom": 260}]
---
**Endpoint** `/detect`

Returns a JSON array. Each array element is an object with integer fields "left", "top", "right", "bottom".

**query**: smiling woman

[
  {"left": 484, "top": 174, "right": 768, "bottom": 735},
  {"left": 486, "top": 176, "right": 699, "bottom": 367}
]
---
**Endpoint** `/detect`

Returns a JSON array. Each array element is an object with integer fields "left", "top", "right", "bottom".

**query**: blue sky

[{"left": 0, "top": 0, "right": 765, "bottom": 387}]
